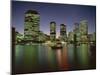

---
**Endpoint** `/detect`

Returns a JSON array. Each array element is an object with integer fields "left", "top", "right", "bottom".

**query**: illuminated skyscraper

[
  {"left": 73, "top": 23, "right": 80, "bottom": 42},
  {"left": 50, "top": 21, "right": 56, "bottom": 42},
  {"left": 68, "top": 32, "right": 74, "bottom": 43},
  {"left": 74, "top": 23, "right": 79, "bottom": 34},
  {"left": 79, "top": 20, "right": 88, "bottom": 35},
  {"left": 24, "top": 10, "right": 40, "bottom": 42},
  {"left": 79, "top": 20, "right": 88, "bottom": 43},
  {"left": 60, "top": 24, "right": 67, "bottom": 42}
]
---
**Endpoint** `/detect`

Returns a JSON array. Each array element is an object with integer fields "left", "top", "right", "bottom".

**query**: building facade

[
  {"left": 68, "top": 32, "right": 74, "bottom": 43},
  {"left": 73, "top": 23, "right": 80, "bottom": 42},
  {"left": 88, "top": 32, "right": 96, "bottom": 42},
  {"left": 79, "top": 20, "right": 88, "bottom": 43},
  {"left": 60, "top": 24, "right": 67, "bottom": 42},
  {"left": 24, "top": 10, "right": 40, "bottom": 42},
  {"left": 16, "top": 31, "right": 24, "bottom": 44},
  {"left": 50, "top": 21, "right": 56, "bottom": 42}
]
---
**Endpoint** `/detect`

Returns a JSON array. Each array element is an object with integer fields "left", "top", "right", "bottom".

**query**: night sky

[{"left": 12, "top": 1, "right": 96, "bottom": 36}]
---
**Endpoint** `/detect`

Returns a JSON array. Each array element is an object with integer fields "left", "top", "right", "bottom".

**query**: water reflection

[
  {"left": 23, "top": 45, "right": 39, "bottom": 72},
  {"left": 47, "top": 46, "right": 57, "bottom": 71},
  {"left": 78, "top": 44, "right": 90, "bottom": 69},
  {"left": 38, "top": 44, "right": 49, "bottom": 71},
  {"left": 68, "top": 43, "right": 90, "bottom": 70},
  {"left": 15, "top": 45, "right": 24, "bottom": 72},
  {"left": 55, "top": 44, "right": 69, "bottom": 71},
  {"left": 15, "top": 43, "right": 96, "bottom": 74}
]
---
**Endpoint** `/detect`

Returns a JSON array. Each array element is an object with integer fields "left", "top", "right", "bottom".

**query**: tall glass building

[
  {"left": 79, "top": 20, "right": 88, "bottom": 43},
  {"left": 60, "top": 24, "right": 67, "bottom": 42},
  {"left": 68, "top": 32, "right": 74, "bottom": 42},
  {"left": 73, "top": 23, "right": 80, "bottom": 42},
  {"left": 50, "top": 21, "right": 56, "bottom": 42},
  {"left": 24, "top": 10, "right": 40, "bottom": 42}
]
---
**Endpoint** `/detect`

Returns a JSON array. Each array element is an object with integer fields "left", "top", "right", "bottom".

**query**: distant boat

[
  {"left": 51, "top": 39, "right": 63, "bottom": 49},
  {"left": 51, "top": 43, "right": 62, "bottom": 49}
]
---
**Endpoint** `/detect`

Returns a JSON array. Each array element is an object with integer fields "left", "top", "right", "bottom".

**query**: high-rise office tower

[
  {"left": 79, "top": 20, "right": 88, "bottom": 35},
  {"left": 50, "top": 21, "right": 56, "bottom": 42},
  {"left": 68, "top": 32, "right": 74, "bottom": 43},
  {"left": 24, "top": 10, "right": 40, "bottom": 42},
  {"left": 60, "top": 24, "right": 67, "bottom": 42},
  {"left": 73, "top": 23, "right": 80, "bottom": 42},
  {"left": 74, "top": 23, "right": 79, "bottom": 34},
  {"left": 79, "top": 20, "right": 88, "bottom": 42}
]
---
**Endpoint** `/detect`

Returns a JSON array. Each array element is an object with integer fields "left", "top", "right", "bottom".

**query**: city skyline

[
  {"left": 12, "top": 1, "right": 96, "bottom": 37},
  {"left": 12, "top": 1, "right": 96, "bottom": 74}
]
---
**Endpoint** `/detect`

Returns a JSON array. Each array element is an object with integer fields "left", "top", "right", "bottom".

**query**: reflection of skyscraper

[
  {"left": 60, "top": 24, "right": 67, "bottom": 42},
  {"left": 79, "top": 20, "right": 88, "bottom": 42},
  {"left": 50, "top": 21, "right": 56, "bottom": 41},
  {"left": 24, "top": 10, "right": 40, "bottom": 42}
]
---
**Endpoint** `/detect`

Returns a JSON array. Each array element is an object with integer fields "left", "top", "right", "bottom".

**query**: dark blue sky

[{"left": 12, "top": 1, "right": 96, "bottom": 36}]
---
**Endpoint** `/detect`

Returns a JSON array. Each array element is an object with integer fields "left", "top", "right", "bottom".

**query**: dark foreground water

[{"left": 14, "top": 43, "right": 96, "bottom": 74}]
